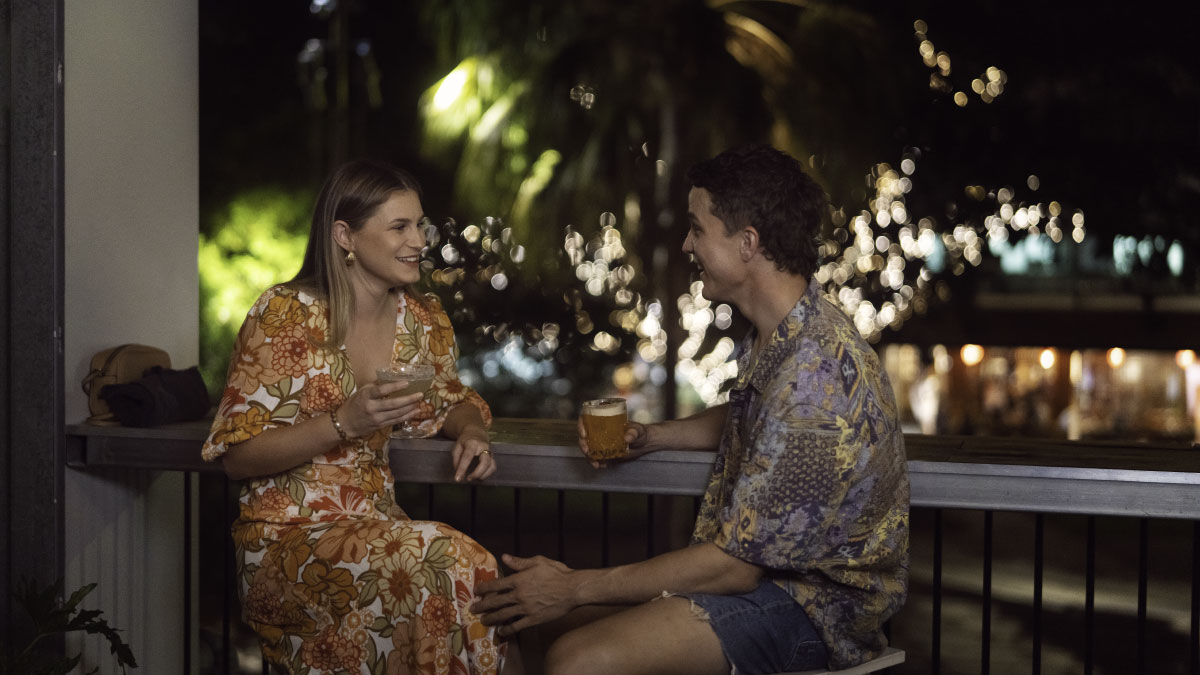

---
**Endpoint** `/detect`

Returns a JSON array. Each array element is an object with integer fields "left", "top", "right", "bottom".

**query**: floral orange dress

[{"left": 201, "top": 285, "right": 505, "bottom": 675}]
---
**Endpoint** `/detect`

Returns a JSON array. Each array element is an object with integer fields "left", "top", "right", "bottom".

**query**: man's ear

[
  {"left": 332, "top": 220, "right": 353, "bottom": 254},
  {"left": 739, "top": 226, "right": 760, "bottom": 261}
]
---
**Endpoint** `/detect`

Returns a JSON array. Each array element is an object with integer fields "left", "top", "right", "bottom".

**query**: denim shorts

[{"left": 679, "top": 580, "right": 828, "bottom": 674}]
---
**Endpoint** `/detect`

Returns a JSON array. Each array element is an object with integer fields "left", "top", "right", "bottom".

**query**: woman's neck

[{"left": 350, "top": 276, "right": 401, "bottom": 320}]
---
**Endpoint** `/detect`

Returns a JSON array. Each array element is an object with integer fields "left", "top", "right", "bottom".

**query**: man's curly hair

[{"left": 686, "top": 145, "right": 826, "bottom": 279}]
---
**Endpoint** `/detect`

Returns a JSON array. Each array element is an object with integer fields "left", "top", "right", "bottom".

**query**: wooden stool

[{"left": 776, "top": 647, "right": 905, "bottom": 675}]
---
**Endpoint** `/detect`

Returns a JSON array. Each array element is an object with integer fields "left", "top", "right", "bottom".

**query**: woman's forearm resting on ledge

[
  {"left": 221, "top": 413, "right": 342, "bottom": 480},
  {"left": 440, "top": 403, "right": 489, "bottom": 441},
  {"left": 441, "top": 403, "right": 496, "bottom": 482}
]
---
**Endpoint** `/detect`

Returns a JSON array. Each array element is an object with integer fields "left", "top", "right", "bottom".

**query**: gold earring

[{"left": 345, "top": 251, "right": 357, "bottom": 266}]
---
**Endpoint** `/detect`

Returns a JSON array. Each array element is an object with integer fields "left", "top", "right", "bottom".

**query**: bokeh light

[
  {"left": 1178, "top": 350, "right": 1197, "bottom": 369},
  {"left": 1039, "top": 348, "right": 1055, "bottom": 370},
  {"left": 961, "top": 344, "right": 984, "bottom": 366},
  {"left": 1107, "top": 348, "right": 1126, "bottom": 368}
]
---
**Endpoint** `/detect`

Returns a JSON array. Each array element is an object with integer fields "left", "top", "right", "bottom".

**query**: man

[{"left": 473, "top": 146, "right": 909, "bottom": 674}]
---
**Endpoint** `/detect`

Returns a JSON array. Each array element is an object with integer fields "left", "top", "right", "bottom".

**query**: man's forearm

[
  {"left": 473, "top": 539, "right": 763, "bottom": 634},
  {"left": 644, "top": 404, "right": 728, "bottom": 452},
  {"left": 568, "top": 542, "right": 761, "bottom": 607}
]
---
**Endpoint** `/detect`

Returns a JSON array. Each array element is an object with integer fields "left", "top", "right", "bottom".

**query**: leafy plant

[
  {"left": 0, "top": 579, "right": 137, "bottom": 675},
  {"left": 198, "top": 187, "right": 311, "bottom": 400}
]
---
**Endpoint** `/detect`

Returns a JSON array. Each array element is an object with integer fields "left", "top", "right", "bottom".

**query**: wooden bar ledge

[{"left": 66, "top": 417, "right": 1200, "bottom": 519}]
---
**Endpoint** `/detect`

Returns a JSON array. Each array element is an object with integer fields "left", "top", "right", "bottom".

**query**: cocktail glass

[{"left": 376, "top": 363, "right": 436, "bottom": 439}]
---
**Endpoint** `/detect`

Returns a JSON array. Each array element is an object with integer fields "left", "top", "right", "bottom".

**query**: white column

[{"left": 63, "top": 0, "right": 198, "bottom": 672}]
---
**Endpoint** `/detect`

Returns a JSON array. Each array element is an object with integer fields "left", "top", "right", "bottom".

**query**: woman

[{"left": 201, "top": 159, "right": 505, "bottom": 674}]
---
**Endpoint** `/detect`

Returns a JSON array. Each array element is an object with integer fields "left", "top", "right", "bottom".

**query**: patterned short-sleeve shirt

[{"left": 691, "top": 282, "right": 909, "bottom": 670}]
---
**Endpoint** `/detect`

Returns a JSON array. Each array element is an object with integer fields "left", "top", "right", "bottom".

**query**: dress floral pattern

[
  {"left": 202, "top": 285, "right": 503, "bottom": 675},
  {"left": 691, "top": 282, "right": 909, "bottom": 670}
]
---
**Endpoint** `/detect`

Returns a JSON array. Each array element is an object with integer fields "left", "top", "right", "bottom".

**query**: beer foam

[{"left": 584, "top": 399, "right": 625, "bottom": 416}]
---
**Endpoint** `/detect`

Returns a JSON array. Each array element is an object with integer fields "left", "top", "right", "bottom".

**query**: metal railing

[
  {"left": 68, "top": 419, "right": 1200, "bottom": 674},
  {"left": 192, "top": 486, "right": 1200, "bottom": 674}
]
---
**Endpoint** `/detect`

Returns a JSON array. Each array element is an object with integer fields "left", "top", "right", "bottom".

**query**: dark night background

[
  {"left": 197, "top": 1, "right": 1200, "bottom": 385},
  {"left": 199, "top": 0, "right": 1200, "bottom": 256}
]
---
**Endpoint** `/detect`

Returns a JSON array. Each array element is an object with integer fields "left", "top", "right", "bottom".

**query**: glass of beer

[
  {"left": 581, "top": 398, "right": 628, "bottom": 460},
  {"left": 376, "top": 363, "right": 436, "bottom": 438}
]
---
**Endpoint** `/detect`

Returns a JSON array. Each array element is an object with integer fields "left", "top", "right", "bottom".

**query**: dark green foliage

[{"left": 0, "top": 579, "right": 137, "bottom": 675}]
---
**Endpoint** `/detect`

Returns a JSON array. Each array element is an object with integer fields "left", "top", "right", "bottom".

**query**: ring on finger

[{"left": 479, "top": 449, "right": 492, "bottom": 457}]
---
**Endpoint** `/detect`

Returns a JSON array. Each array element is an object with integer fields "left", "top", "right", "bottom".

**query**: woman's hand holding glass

[
  {"left": 334, "top": 381, "right": 425, "bottom": 439},
  {"left": 376, "top": 364, "right": 436, "bottom": 438}
]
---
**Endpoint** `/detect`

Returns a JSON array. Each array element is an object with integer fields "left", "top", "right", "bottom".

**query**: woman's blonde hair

[{"left": 289, "top": 159, "right": 423, "bottom": 349}]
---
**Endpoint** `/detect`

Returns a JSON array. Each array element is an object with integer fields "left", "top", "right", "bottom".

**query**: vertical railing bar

[
  {"left": 601, "top": 492, "right": 611, "bottom": 567},
  {"left": 512, "top": 488, "right": 521, "bottom": 555},
  {"left": 556, "top": 490, "right": 566, "bottom": 560},
  {"left": 982, "top": 510, "right": 993, "bottom": 675},
  {"left": 468, "top": 485, "right": 478, "bottom": 537},
  {"left": 1033, "top": 513, "right": 1044, "bottom": 675},
  {"left": 262, "top": 655, "right": 269, "bottom": 675},
  {"left": 426, "top": 484, "right": 435, "bottom": 521},
  {"left": 1191, "top": 520, "right": 1199, "bottom": 675},
  {"left": 183, "top": 471, "right": 192, "bottom": 675},
  {"left": 646, "top": 495, "right": 655, "bottom": 559},
  {"left": 1137, "top": 517, "right": 1149, "bottom": 675},
  {"left": 932, "top": 509, "right": 943, "bottom": 675},
  {"left": 222, "top": 479, "right": 232, "bottom": 675},
  {"left": 1085, "top": 515, "right": 1096, "bottom": 675}
]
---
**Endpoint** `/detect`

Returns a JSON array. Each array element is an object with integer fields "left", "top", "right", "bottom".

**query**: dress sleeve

[
  {"left": 201, "top": 287, "right": 316, "bottom": 461},
  {"left": 401, "top": 293, "right": 492, "bottom": 435},
  {"left": 712, "top": 401, "right": 859, "bottom": 571}
]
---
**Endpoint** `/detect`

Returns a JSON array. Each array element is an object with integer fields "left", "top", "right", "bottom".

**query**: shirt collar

[{"left": 732, "top": 281, "right": 820, "bottom": 394}]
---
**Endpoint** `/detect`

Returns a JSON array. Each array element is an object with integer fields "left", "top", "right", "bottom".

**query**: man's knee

[{"left": 543, "top": 626, "right": 618, "bottom": 675}]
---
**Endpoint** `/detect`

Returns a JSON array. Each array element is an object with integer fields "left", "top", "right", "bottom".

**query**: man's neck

[{"left": 735, "top": 271, "right": 808, "bottom": 351}]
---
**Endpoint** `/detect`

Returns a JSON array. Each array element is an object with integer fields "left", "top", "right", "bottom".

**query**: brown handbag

[{"left": 81, "top": 344, "right": 171, "bottom": 424}]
